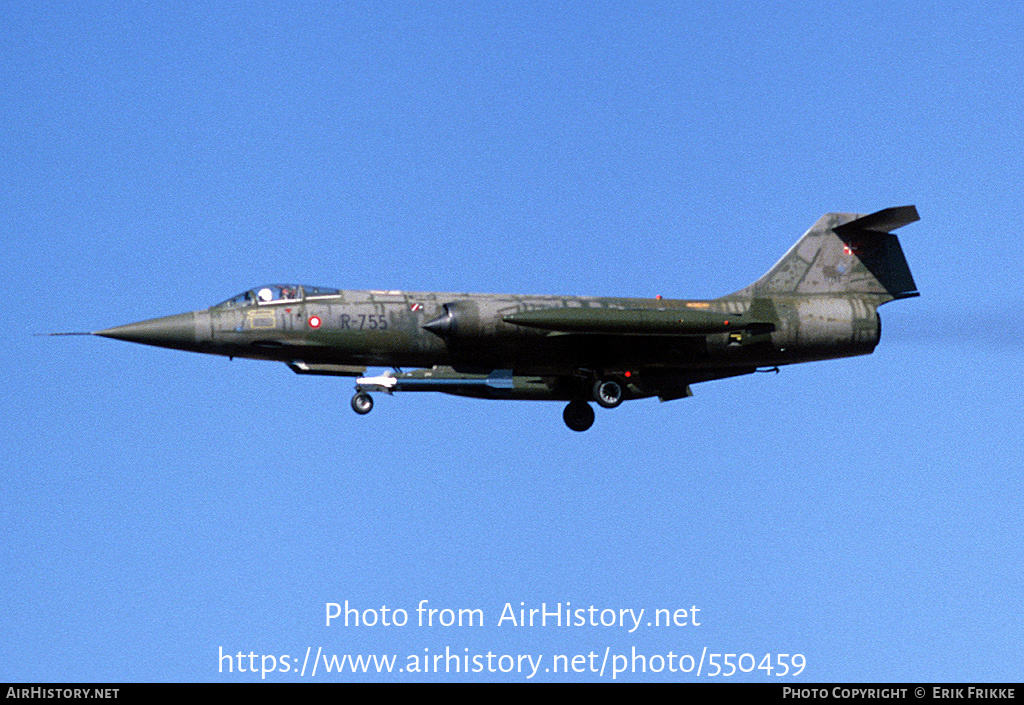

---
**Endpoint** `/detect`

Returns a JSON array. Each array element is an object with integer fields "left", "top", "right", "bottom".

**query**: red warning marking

[{"left": 308, "top": 315, "right": 322, "bottom": 329}]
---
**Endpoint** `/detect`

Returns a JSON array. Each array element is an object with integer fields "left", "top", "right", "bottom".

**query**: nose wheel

[
  {"left": 563, "top": 400, "right": 595, "bottom": 432},
  {"left": 351, "top": 392, "right": 374, "bottom": 415}
]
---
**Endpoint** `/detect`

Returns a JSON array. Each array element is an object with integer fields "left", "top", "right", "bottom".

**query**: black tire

[
  {"left": 563, "top": 400, "right": 595, "bottom": 432},
  {"left": 592, "top": 378, "right": 624, "bottom": 409},
  {"left": 351, "top": 392, "right": 374, "bottom": 415}
]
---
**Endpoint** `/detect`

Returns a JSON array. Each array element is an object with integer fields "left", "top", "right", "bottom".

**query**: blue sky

[{"left": 2, "top": 1, "right": 1021, "bottom": 682}]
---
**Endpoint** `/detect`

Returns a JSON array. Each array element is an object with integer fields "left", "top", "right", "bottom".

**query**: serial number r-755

[{"left": 338, "top": 314, "right": 388, "bottom": 330}]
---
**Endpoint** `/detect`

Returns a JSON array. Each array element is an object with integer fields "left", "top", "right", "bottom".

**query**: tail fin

[{"left": 733, "top": 206, "right": 919, "bottom": 303}]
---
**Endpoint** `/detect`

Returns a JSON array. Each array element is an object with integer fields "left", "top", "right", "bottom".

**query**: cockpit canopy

[{"left": 213, "top": 284, "right": 342, "bottom": 309}]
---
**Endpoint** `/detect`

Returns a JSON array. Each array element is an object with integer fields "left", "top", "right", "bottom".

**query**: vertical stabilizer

[{"left": 732, "top": 206, "right": 919, "bottom": 304}]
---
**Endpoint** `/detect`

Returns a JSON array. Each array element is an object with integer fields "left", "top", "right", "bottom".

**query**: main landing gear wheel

[
  {"left": 351, "top": 392, "right": 373, "bottom": 415},
  {"left": 592, "top": 378, "right": 624, "bottom": 409},
  {"left": 563, "top": 400, "right": 595, "bottom": 432}
]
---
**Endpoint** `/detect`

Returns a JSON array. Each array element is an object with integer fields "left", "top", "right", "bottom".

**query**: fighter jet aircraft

[{"left": 61, "top": 206, "right": 919, "bottom": 431}]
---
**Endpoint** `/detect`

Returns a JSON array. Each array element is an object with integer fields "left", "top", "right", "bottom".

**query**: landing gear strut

[
  {"left": 351, "top": 392, "right": 373, "bottom": 415},
  {"left": 563, "top": 400, "right": 595, "bottom": 432}
]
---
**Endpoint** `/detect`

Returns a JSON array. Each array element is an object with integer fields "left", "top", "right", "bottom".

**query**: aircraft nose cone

[{"left": 94, "top": 312, "right": 199, "bottom": 351}]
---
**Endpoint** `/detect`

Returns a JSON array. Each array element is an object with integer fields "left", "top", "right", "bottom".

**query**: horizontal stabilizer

[{"left": 833, "top": 205, "right": 919, "bottom": 235}]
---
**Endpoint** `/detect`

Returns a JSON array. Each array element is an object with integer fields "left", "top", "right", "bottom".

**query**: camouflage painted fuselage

[{"left": 199, "top": 288, "right": 878, "bottom": 375}]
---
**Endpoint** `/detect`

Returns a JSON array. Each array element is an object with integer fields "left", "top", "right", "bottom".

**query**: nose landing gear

[{"left": 351, "top": 392, "right": 373, "bottom": 415}]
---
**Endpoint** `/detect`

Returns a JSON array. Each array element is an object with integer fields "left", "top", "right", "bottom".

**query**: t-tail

[{"left": 732, "top": 205, "right": 919, "bottom": 305}]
